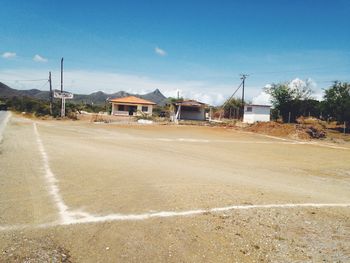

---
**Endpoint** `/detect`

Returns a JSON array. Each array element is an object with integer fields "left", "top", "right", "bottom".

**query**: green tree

[
  {"left": 265, "top": 79, "right": 315, "bottom": 122},
  {"left": 322, "top": 81, "right": 350, "bottom": 123}
]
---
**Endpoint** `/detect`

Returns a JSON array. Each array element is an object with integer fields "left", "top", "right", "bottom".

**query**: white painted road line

[
  {"left": 0, "top": 203, "right": 349, "bottom": 231},
  {"left": 62, "top": 203, "right": 350, "bottom": 225},
  {"left": 0, "top": 111, "right": 11, "bottom": 143},
  {"left": 33, "top": 123, "right": 73, "bottom": 224}
]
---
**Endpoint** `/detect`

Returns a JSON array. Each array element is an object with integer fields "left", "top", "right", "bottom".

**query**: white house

[
  {"left": 243, "top": 104, "right": 271, "bottom": 123},
  {"left": 109, "top": 96, "right": 156, "bottom": 116}
]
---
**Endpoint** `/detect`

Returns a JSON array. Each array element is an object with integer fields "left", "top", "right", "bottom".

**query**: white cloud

[
  {"left": 288, "top": 78, "right": 316, "bottom": 99},
  {"left": 164, "top": 89, "right": 226, "bottom": 105},
  {"left": 313, "top": 92, "right": 324, "bottom": 101},
  {"left": 2, "top": 68, "right": 288, "bottom": 106},
  {"left": 260, "top": 78, "right": 318, "bottom": 105},
  {"left": 155, "top": 47, "right": 167, "bottom": 56},
  {"left": 2, "top": 52, "right": 16, "bottom": 59},
  {"left": 33, "top": 54, "right": 48, "bottom": 63},
  {"left": 252, "top": 91, "right": 271, "bottom": 105}
]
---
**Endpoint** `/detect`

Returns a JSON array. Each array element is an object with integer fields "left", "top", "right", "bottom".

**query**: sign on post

[
  {"left": 53, "top": 90, "right": 74, "bottom": 99},
  {"left": 53, "top": 90, "right": 74, "bottom": 117}
]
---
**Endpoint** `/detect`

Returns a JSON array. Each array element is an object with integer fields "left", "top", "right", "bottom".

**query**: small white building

[
  {"left": 109, "top": 96, "right": 156, "bottom": 116},
  {"left": 173, "top": 100, "right": 207, "bottom": 121},
  {"left": 243, "top": 104, "right": 271, "bottom": 124}
]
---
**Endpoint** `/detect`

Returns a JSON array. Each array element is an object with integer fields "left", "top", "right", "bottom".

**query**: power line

[
  {"left": 38, "top": 80, "right": 49, "bottom": 90},
  {"left": 218, "top": 75, "right": 248, "bottom": 120},
  {"left": 0, "top": 78, "right": 48, "bottom": 82},
  {"left": 222, "top": 82, "right": 243, "bottom": 108}
]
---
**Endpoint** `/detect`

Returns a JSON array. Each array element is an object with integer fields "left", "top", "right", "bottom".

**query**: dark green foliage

[
  {"left": 1, "top": 96, "right": 105, "bottom": 117},
  {"left": 277, "top": 99, "right": 322, "bottom": 122},
  {"left": 322, "top": 82, "right": 350, "bottom": 123},
  {"left": 4, "top": 96, "right": 51, "bottom": 116},
  {"left": 76, "top": 103, "right": 105, "bottom": 113},
  {"left": 0, "top": 99, "right": 8, "bottom": 110},
  {"left": 265, "top": 81, "right": 319, "bottom": 122},
  {"left": 151, "top": 106, "right": 163, "bottom": 117}
]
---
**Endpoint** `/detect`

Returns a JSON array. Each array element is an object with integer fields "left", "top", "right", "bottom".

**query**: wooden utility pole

[
  {"left": 60, "top": 57, "right": 64, "bottom": 92},
  {"left": 60, "top": 57, "right": 65, "bottom": 117},
  {"left": 240, "top": 74, "right": 248, "bottom": 119},
  {"left": 49, "top": 71, "right": 53, "bottom": 115}
]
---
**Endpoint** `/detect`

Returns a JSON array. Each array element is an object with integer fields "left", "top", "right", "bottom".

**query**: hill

[{"left": 0, "top": 82, "right": 167, "bottom": 105}]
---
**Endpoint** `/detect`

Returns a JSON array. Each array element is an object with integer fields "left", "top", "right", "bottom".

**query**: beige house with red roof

[{"left": 109, "top": 96, "right": 156, "bottom": 116}]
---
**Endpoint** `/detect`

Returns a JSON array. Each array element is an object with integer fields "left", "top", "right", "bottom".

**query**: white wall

[
  {"left": 137, "top": 104, "right": 153, "bottom": 115},
  {"left": 243, "top": 105, "right": 270, "bottom": 123}
]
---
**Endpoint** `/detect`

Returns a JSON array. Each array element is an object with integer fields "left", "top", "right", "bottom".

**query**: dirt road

[{"left": 1, "top": 113, "right": 350, "bottom": 262}]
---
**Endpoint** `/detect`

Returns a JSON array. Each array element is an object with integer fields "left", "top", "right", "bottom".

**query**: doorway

[{"left": 128, "top": 106, "right": 137, "bottom": 116}]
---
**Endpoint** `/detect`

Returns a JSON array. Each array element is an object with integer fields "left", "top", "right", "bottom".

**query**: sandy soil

[{"left": 0, "top": 112, "right": 350, "bottom": 262}]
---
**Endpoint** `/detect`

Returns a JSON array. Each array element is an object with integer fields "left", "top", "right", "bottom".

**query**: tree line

[
  {"left": 222, "top": 81, "right": 350, "bottom": 125},
  {"left": 0, "top": 96, "right": 105, "bottom": 118},
  {"left": 1, "top": 81, "right": 349, "bottom": 126},
  {"left": 265, "top": 81, "right": 349, "bottom": 124}
]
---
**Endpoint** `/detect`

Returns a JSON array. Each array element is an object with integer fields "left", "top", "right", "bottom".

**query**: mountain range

[{"left": 0, "top": 82, "right": 168, "bottom": 106}]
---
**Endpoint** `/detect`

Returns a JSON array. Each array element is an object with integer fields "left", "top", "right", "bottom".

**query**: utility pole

[
  {"left": 60, "top": 57, "right": 65, "bottom": 117},
  {"left": 60, "top": 57, "right": 64, "bottom": 92},
  {"left": 240, "top": 74, "right": 248, "bottom": 119},
  {"left": 49, "top": 71, "right": 53, "bottom": 116}
]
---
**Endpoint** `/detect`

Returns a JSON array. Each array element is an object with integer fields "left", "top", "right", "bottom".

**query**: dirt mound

[
  {"left": 296, "top": 117, "right": 327, "bottom": 139},
  {"left": 246, "top": 122, "right": 297, "bottom": 137},
  {"left": 245, "top": 120, "right": 326, "bottom": 140}
]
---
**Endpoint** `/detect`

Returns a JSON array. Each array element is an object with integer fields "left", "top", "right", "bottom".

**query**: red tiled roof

[{"left": 109, "top": 96, "right": 156, "bottom": 105}]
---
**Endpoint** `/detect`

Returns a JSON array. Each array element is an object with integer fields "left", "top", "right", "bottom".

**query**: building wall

[
  {"left": 180, "top": 107, "right": 206, "bottom": 120},
  {"left": 243, "top": 105, "right": 270, "bottom": 123},
  {"left": 137, "top": 104, "right": 153, "bottom": 115}
]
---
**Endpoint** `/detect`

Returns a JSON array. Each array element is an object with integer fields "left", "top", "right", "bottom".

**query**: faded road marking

[
  {"left": 34, "top": 123, "right": 73, "bottom": 223},
  {"left": 1, "top": 203, "right": 349, "bottom": 231},
  {"left": 0, "top": 111, "right": 11, "bottom": 143}
]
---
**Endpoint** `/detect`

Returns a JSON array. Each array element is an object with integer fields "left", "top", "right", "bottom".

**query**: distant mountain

[
  {"left": 0, "top": 83, "right": 52, "bottom": 100},
  {"left": 140, "top": 89, "right": 167, "bottom": 105},
  {"left": 0, "top": 82, "right": 168, "bottom": 106},
  {"left": 0, "top": 82, "right": 23, "bottom": 97}
]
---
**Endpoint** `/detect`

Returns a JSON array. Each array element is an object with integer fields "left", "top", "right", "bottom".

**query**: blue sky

[{"left": 1, "top": 0, "right": 349, "bottom": 104}]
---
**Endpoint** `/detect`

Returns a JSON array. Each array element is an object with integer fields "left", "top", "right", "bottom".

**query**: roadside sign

[
  {"left": 53, "top": 90, "right": 73, "bottom": 117},
  {"left": 53, "top": 90, "right": 74, "bottom": 99}
]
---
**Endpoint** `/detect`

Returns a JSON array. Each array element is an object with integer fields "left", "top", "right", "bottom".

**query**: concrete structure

[
  {"left": 109, "top": 96, "right": 156, "bottom": 116},
  {"left": 173, "top": 100, "right": 207, "bottom": 121},
  {"left": 243, "top": 104, "right": 271, "bottom": 123}
]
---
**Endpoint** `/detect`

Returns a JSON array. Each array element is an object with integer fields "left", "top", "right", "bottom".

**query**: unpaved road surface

[{"left": 1, "top": 113, "right": 350, "bottom": 262}]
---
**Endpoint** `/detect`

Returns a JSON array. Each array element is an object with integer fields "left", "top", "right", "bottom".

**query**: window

[
  {"left": 142, "top": 106, "right": 148, "bottom": 112},
  {"left": 246, "top": 106, "right": 252, "bottom": 112},
  {"left": 118, "top": 105, "right": 125, "bottom": 111}
]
